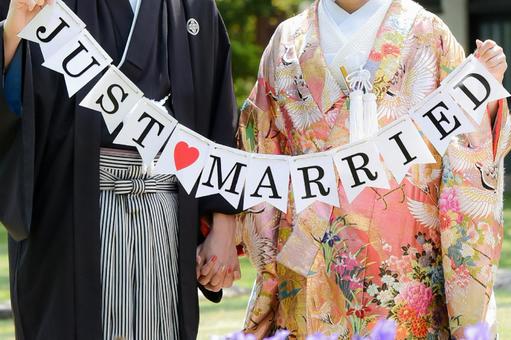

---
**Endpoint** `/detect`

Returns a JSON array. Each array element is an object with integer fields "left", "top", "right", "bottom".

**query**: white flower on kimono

[
  {"left": 422, "top": 242, "right": 433, "bottom": 253},
  {"left": 478, "top": 265, "right": 493, "bottom": 283},
  {"left": 460, "top": 243, "right": 474, "bottom": 258},
  {"left": 381, "top": 243, "right": 392, "bottom": 252},
  {"left": 391, "top": 281, "right": 402, "bottom": 291},
  {"left": 377, "top": 290, "right": 394, "bottom": 305},
  {"left": 381, "top": 274, "right": 396, "bottom": 286},
  {"left": 367, "top": 284, "right": 379, "bottom": 297}
]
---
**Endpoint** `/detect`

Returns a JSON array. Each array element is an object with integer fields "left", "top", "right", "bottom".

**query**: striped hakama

[{"left": 99, "top": 148, "right": 180, "bottom": 340}]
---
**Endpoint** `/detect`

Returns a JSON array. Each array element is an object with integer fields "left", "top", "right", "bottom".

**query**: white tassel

[
  {"left": 349, "top": 90, "right": 364, "bottom": 143},
  {"left": 363, "top": 92, "right": 378, "bottom": 138}
]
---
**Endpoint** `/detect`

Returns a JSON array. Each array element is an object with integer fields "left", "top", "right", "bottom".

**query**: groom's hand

[
  {"left": 4, "top": 0, "right": 55, "bottom": 67},
  {"left": 196, "top": 213, "right": 241, "bottom": 292}
]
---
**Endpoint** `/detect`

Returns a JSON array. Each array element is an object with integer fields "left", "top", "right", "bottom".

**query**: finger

[
  {"left": 486, "top": 54, "right": 507, "bottom": 68},
  {"left": 200, "top": 255, "right": 217, "bottom": 278},
  {"left": 201, "top": 257, "right": 222, "bottom": 284},
  {"left": 477, "top": 41, "right": 498, "bottom": 59},
  {"left": 205, "top": 284, "right": 222, "bottom": 293},
  {"left": 476, "top": 40, "right": 496, "bottom": 58},
  {"left": 481, "top": 46, "right": 504, "bottom": 63},
  {"left": 27, "top": 0, "right": 37, "bottom": 11},
  {"left": 209, "top": 265, "right": 227, "bottom": 288},
  {"left": 222, "top": 267, "right": 235, "bottom": 289},
  {"left": 198, "top": 267, "right": 217, "bottom": 286},
  {"left": 196, "top": 253, "right": 202, "bottom": 279},
  {"left": 36, "top": 0, "right": 45, "bottom": 6}
]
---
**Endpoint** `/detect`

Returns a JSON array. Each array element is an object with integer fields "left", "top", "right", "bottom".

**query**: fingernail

[
  {"left": 227, "top": 266, "right": 233, "bottom": 274},
  {"left": 211, "top": 256, "right": 217, "bottom": 263}
]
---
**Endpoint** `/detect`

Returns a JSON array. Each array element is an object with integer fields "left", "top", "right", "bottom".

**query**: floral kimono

[{"left": 236, "top": 0, "right": 511, "bottom": 339}]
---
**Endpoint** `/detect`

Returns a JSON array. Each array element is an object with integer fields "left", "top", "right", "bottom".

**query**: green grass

[{"left": 500, "top": 195, "right": 511, "bottom": 268}]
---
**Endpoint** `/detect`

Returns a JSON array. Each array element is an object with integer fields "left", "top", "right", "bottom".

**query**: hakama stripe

[{"left": 99, "top": 149, "right": 179, "bottom": 340}]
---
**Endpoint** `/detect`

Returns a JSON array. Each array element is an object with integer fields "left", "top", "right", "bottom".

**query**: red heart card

[{"left": 174, "top": 141, "right": 200, "bottom": 171}]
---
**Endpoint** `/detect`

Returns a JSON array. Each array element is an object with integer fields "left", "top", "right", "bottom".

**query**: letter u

[{"left": 62, "top": 41, "right": 100, "bottom": 78}]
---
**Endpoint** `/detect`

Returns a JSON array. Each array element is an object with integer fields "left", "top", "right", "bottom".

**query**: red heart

[{"left": 174, "top": 141, "right": 200, "bottom": 171}]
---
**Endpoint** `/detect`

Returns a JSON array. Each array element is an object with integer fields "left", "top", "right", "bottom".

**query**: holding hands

[{"left": 196, "top": 213, "right": 241, "bottom": 292}]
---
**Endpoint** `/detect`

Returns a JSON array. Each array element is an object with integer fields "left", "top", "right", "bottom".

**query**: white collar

[
  {"left": 323, "top": 0, "right": 388, "bottom": 40},
  {"left": 318, "top": 0, "right": 392, "bottom": 87},
  {"left": 129, "top": 0, "right": 139, "bottom": 12},
  {"left": 319, "top": 0, "right": 392, "bottom": 58}
]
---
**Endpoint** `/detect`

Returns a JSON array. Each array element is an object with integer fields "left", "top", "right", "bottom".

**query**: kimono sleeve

[
  {"left": 235, "top": 39, "right": 286, "bottom": 338},
  {"left": 435, "top": 18, "right": 511, "bottom": 338}
]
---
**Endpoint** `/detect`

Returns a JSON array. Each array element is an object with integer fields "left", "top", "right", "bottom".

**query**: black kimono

[{"left": 0, "top": 0, "right": 238, "bottom": 339}]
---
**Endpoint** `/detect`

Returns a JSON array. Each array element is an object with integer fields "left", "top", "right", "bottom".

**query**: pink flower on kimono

[
  {"left": 387, "top": 255, "right": 412, "bottom": 274},
  {"left": 438, "top": 188, "right": 460, "bottom": 214},
  {"left": 453, "top": 263, "right": 470, "bottom": 288},
  {"left": 332, "top": 254, "right": 359, "bottom": 275},
  {"left": 400, "top": 283, "right": 432, "bottom": 315},
  {"left": 341, "top": 254, "right": 359, "bottom": 271},
  {"left": 369, "top": 50, "right": 383, "bottom": 62},
  {"left": 381, "top": 43, "right": 400, "bottom": 56},
  {"left": 348, "top": 276, "right": 363, "bottom": 290}
]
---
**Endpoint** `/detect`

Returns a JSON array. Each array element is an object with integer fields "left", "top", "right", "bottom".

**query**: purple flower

[
  {"left": 229, "top": 332, "right": 256, "bottom": 340},
  {"left": 464, "top": 322, "right": 491, "bottom": 340},
  {"left": 370, "top": 319, "right": 397, "bottom": 340},
  {"left": 352, "top": 319, "right": 397, "bottom": 340},
  {"left": 306, "top": 333, "right": 338, "bottom": 340},
  {"left": 352, "top": 336, "right": 369, "bottom": 340},
  {"left": 265, "top": 330, "right": 291, "bottom": 340},
  {"left": 321, "top": 231, "right": 341, "bottom": 247}
]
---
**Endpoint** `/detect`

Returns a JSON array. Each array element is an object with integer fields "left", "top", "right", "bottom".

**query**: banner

[
  {"left": 410, "top": 91, "right": 475, "bottom": 156},
  {"left": 114, "top": 99, "right": 178, "bottom": 166},
  {"left": 243, "top": 155, "right": 290, "bottom": 213},
  {"left": 442, "top": 55, "right": 511, "bottom": 124},
  {"left": 334, "top": 141, "right": 390, "bottom": 203},
  {"left": 290, "top": 153, "right": 340, "bottom": 213},
  {"left": 196, "top": 146, "right": 250, "bottom": 209},
  {"left": 154, "top": 125, "right": 212, "bottom": 194},
  {"left": 80, "top": 66, "right": 144, "bottom": 133},
  {"left": 376, "top": 117, "right": 436, "bottom": 183},
  {"left": 42, "top": 30, "right": 112, "bottom": 96},
  {"left": 21, "top": 0, "right": 511, "bottom": 213},
  {"left": 18, "top": 1, "right": 86, "bottom": 60}
]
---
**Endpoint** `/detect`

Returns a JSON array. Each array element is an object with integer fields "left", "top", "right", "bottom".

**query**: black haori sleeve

[
  {"left": 197, "top": 11, "right": 242, "bottom": 216},
  {"left": 0, "top": 4, "right": 8, "bottom": 21},
  {"left": 0, "top": 21, "right": 36, "bottom": 241}
]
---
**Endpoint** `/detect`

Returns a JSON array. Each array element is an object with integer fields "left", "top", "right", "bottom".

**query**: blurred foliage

[{"left": 216, "top": 0, "right": 307, "bottom": 105}]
